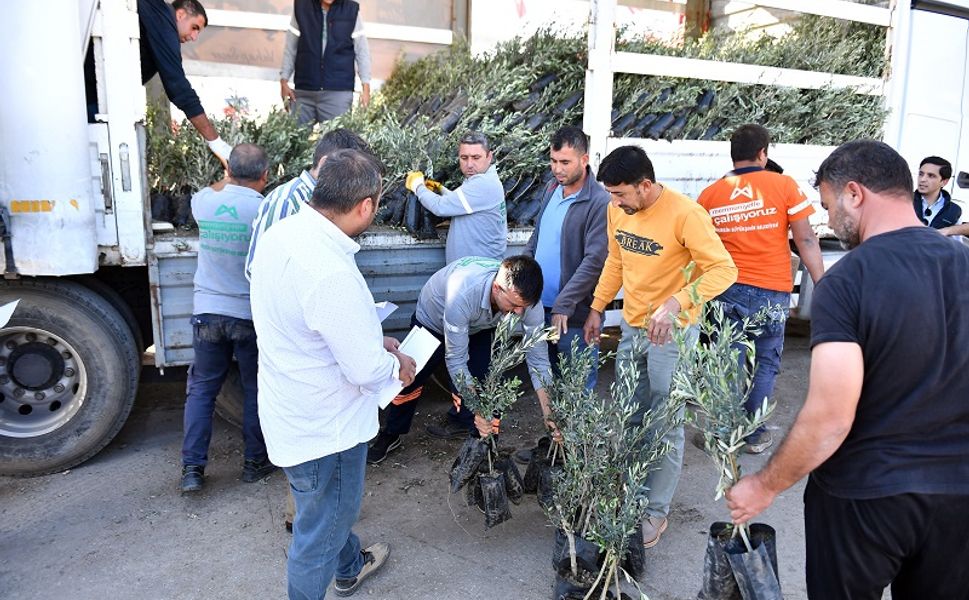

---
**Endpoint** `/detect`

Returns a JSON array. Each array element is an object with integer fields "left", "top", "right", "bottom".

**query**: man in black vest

[
  {"left": 280, "top": 0, "right": 372, "bottom": 126},
  {"left": 913, "top": 155, "right": 962, "bottom": 229}
]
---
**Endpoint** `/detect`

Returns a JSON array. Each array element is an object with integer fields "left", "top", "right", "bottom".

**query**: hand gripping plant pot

[
  {"left": 542, "top": 339, "right": 678, "bottom": 600},
  {"left": 450, "top": 314, "right": 550, "bottom": 528},
  {"left": 671, "top": 269, "right": 782, "bottom": 600}
]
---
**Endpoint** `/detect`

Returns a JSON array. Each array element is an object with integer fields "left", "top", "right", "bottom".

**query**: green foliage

[
  {"left": 544, "top": 339, "right": 673, "bottom": 598},
  {"left": 146, "top": 106, "right": 315, "bottom": 194},
  {"left": 670, "top": 265, "right": 779, "bottom": 548},
  {"left": 455, "top": 313, "right": 550, "bottom": 424}
]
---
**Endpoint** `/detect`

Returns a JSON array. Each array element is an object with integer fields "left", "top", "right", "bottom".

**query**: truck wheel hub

[
  {"left": 9, "top": 343, "right": 64, "bottom": 390},
  {"left": 0, "top": 328, "right": 87, "bottom": 438}
]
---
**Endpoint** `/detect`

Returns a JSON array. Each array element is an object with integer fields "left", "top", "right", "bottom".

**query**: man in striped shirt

[{"left": 245, "top": 128, "right": 374, "bottom": 279}]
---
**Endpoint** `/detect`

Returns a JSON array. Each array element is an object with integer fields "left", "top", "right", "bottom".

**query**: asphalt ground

[{"left": 1, "top": 331, "right": 816, "bottom": 600}]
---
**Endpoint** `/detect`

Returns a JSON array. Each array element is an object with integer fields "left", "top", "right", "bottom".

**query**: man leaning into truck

[
  {"left": 404, "top": 131, "right": 508, "bottom": 263},
  {"left": 583, "top": 145, "right": 737, "bottom": 550},
  {"left": 83, "top": 0, "right": 232, "bottom": 165},
  {"left": 180, "top": 144, "right": 276, "bottom": 493}
]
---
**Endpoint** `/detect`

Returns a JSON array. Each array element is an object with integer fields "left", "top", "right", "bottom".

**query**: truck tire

[
  {"left": 214, "top": 363, "right": 244, "bottom": 429},
  {"left": 0, "top": 279, "right": 140, "bottom": 476}
]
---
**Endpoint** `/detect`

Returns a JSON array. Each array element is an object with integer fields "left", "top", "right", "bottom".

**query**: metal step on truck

[{"left": 2, "top": 0, "right": 968, "bottom": 476}]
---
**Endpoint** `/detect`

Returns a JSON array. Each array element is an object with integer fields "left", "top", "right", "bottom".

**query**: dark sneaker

[
  {"left": 333, "top": 542, "right": 391, "bottom": 597},
  {"left": 180, "top": 465, "right": 204, "bottom": 493},
  {"left": 642, "top": 516, "right": 668, "bottom": 549},
  {"left": 241, "top": 457, "right": 277, "bottom": 483},
  {"left": 425, "top": 415, "right": 472, "bottom": 440},
  {"left": 744, "top": 430, "right": 774, "bottom": 454},
  {"left": 367, "top": 432, "right": 402, "bottom": 465}
]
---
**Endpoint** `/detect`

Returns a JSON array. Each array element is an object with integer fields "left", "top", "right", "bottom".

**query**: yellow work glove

[
  {"left": 425, "top": 178, "right": 443, "bottom": 194},
  {"left": 405, "top": 171, "right": 425, "bottom": 193}
]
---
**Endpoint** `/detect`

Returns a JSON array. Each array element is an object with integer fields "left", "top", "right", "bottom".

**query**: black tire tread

[{"left": 0, "top": 278, "right": 140, "bottom": 477}]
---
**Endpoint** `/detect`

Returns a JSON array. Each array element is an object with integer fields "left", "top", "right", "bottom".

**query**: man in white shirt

[{"left": 250, "top": 149, "right": 416, "bottom": 599}]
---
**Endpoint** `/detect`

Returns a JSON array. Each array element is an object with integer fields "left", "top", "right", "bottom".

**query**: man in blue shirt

[
  {"left": 514, "top": 127, "right": 609, "bottom": 465},
  {"left": 525, "top": 126, "right": 610, "bottom": 389}
]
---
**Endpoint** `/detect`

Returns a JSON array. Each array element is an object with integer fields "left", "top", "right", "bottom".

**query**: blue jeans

[
  {"left": 182, "top": 313, "right": 266, "bottom": 466},
  {"left": 545, "top": 308, "right": 598, "bottom": 390},
  {"left": 285, "top": 443, "right": 367, "bottom": 600},
  {"left": 716, "top": 283, "right": 789, "bottom": 428},
  {"left": 617, "top": 319, "right": 698, "bottom": 519}
]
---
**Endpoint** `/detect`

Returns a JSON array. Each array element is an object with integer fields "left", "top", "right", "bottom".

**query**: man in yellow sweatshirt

[{"left": 583, "top": 145, "right": 737, "bottom": 549}]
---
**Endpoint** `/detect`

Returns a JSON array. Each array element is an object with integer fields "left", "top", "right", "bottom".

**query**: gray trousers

[
  {"left": 293, "top": 89, "right": 353, "bottom": 126},
  {"left": 617, "top": 318, "right": 698, "bottom": 519}
]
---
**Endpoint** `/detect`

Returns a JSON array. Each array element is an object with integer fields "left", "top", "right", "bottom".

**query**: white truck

[{"left": 1, "top": 0, "right": 967, "bottom": 476}]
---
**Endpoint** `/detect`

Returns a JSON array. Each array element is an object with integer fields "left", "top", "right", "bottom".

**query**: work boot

[
  {"left": 425, "top": 414, "right": 472, "bottom": 440},
  {"left": 333, "top": 542, "right": 391, "bottom": 597},
  {"left": 180, "top": 465, "right": 204, "bottom": 493},
  {"left": 241, "top": 457, "right": 277, "bottom": 483},
  {"left": 641, "top": 516, "right": 668, "bottom": 549},
  {"left": 367, "top": 432, "right": 402, "bottom": 465},
  {"left": 744, "top": 430, "right": 774, "bottom": 454}
]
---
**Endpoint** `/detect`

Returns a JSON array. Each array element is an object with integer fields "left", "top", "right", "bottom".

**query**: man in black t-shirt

[{"left": 725, "top": 140, "right": 969, "bottom": 600}]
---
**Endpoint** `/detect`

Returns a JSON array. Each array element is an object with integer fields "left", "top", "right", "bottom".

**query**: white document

[
  {"left": 374, "top": 301, "right": 398, "bottom": 323},
  {"left": 0, "top": 299, "right": 19, "bottom": 328},
  {"left": 377, "top": 326, "right": 441, "bottom": 409}
]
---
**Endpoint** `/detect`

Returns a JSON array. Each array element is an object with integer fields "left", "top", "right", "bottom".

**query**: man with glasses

[{"left": 367, "top": 255, "right": 553, "bottom": 464}]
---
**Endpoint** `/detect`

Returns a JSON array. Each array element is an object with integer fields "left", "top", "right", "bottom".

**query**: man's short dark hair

[
  {"left": 172, "top": 0, "right": 208, "bottom": 26},
  {"left": 920, "top": 156, "right": 953, "bottom": 181},
  {"left": 597, "top": 145, "right": 655, "bottom": 187},
  {"left": 310, "top": 149, "right": 383, "bottom": 214},
  {"left": 228, "top": 143, "right": 268, "bottom": 182},
  {"left": 551, "top": 126, "right": 589, "bottom": 155},
  {"left": 501, "top": 255, "right": 543, "bottom": 306},
  {"left": 313, "top": 128, "right": 378, "bottom": 171},
  {"left": 813, "top": 139, "right": 913, "bottom": 197},
  {"left": 459, "top": 131, "right": 491, "bottom": 153},
  {"left": 730, "top": 124, "right": 771, "bottom": 163}
]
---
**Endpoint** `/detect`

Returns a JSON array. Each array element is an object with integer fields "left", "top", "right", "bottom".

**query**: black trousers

[
  {"left": 382, "top": 314, "right": 494, "bottom": 436},
  {"left": 804, "top": 478, "right": 969, "bottom": 600}
]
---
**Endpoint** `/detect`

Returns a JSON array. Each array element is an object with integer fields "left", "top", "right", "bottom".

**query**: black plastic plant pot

[
  {"left": 553, "top": 572, "right": 592, "bottom": 600},
  {"left": 621, "top": 522, "right": 646, "bottom": 582},
  {"left": 537, "top": 463, "right": 563, "bottom": 510},
  {"left": 449, "top": 436, "right": 488, "bottom": 493},
  {"left": 495, "top": 452, "right": 525, "bottom": 505},
  {"left": 698, "top": 522, "right": 780, "bottom": 600},
  {"left": 479, "top": 472, "right": 513, "bottom": 528},
  {"left": 552, "top": 527, "right": 603, "bottom": 578},
  {"left": 552, "top": 572, "right": 641, "bottom": 600}
]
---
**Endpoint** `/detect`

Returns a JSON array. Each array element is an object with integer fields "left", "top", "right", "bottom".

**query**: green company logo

[{"left": 215, "top": 204, "right": 239, "bottom": 220}]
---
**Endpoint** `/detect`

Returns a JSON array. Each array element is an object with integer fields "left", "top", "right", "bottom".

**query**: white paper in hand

[
  {"left": 374, "top": 301, "right": 398, "bottom": 323},
  {"left": 377, "top": 326, "right": 440, "bottom": 408}
]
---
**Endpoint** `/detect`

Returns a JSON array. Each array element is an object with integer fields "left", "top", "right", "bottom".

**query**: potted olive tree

[
  {"left": 543, "top": 339, "right": 675, "bottom": 600},
  {"left": 449, "top": 313, "right": 549, "bottom": 528},
  {"left": 671, "top": 270, "right": 782, "bottom": 600}
]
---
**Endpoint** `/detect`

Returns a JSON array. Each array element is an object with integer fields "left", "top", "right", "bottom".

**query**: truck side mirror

[{"left": 957, "top": 171, "right": 969, "bottom": 188}]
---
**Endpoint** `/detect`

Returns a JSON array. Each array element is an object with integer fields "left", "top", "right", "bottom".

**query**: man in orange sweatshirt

[{"left": 583, "top": 145, "right": 737, "bottom": 550}]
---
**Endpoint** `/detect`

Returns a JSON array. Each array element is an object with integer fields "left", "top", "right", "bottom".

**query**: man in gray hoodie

[
  {"left": 525, "top": 126, "right": 609, "bottom": 389},
  {"left": 405, "top": 131, "right": 508, "bottom": 263}
]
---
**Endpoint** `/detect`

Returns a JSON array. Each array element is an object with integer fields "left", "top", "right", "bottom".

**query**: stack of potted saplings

[
  {"left": 541, "top": 339, "right": 677, "bottom": 600},
  {"left": 448, "top": 314, "right": 549, "bottom": 528},
  {"left": 671, "top": 272, "right": 782, "bottom": 600}
]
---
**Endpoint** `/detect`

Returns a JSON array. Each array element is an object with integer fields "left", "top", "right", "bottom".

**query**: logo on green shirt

[{"left": 215, "top": 204, "right": 239, "bottom": 220}]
